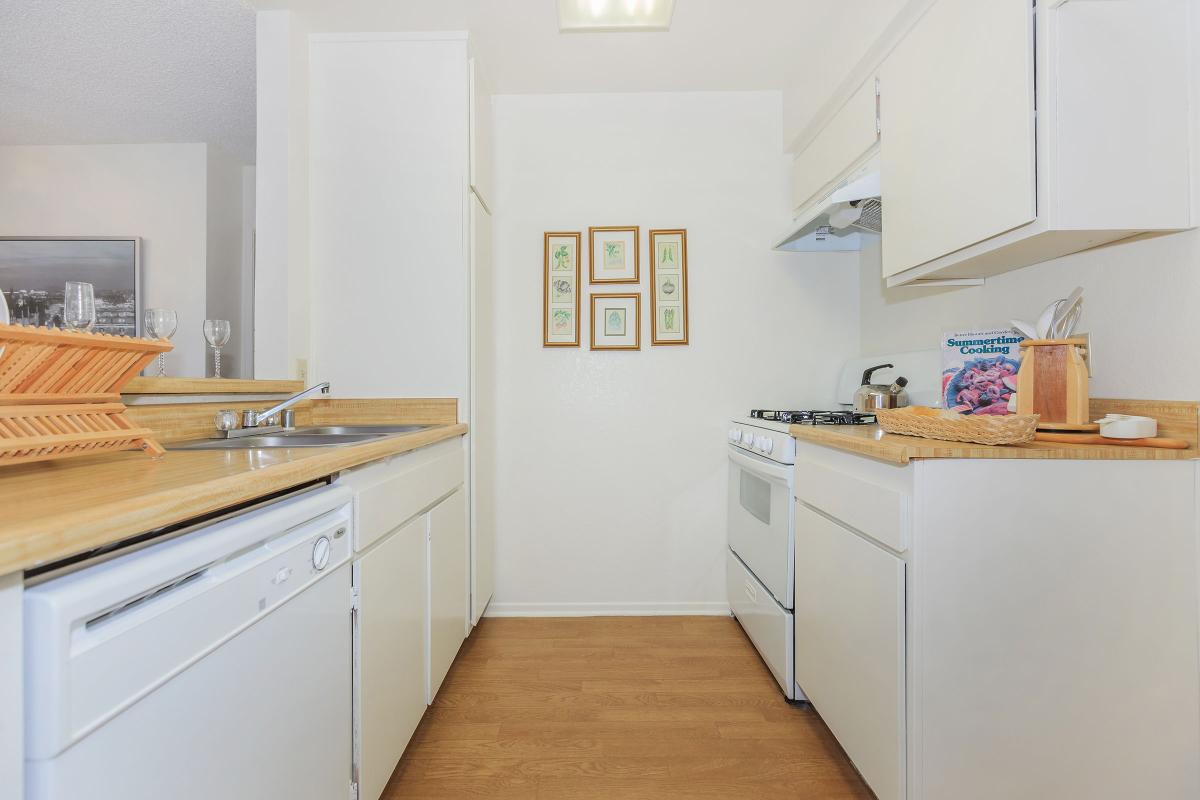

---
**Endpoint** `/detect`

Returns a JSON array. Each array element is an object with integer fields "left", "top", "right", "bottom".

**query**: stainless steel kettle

[{"left": 853, "top": 363, "right": 910, "bottom": 412}]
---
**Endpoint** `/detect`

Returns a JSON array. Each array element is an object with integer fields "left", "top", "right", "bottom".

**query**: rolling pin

[{"left": 1033, "top": 432, "right": 1189, "bottom": 450}]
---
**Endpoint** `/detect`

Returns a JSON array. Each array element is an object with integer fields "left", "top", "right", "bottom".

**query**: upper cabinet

[
  {"left": 880, "top": 0, "right": 1196, "bottom": 285},
  {"left": 880, "top": 0, "right": 1035, "bottom": 278},
  {"left": 309, "top": 33, "right": 471, "bottom": 398},
  {"left": 791, "top": 78, "right": 879, "bottom": 217}
]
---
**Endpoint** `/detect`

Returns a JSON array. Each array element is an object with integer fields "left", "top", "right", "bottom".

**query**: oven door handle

[{"left": 727, "top": 447, "right": 793, "bottom": 485}]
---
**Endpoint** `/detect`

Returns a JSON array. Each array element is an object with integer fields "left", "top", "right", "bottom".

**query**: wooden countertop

[
  {"left": 0, "top": 422, "right": 466, "bottom": 575},
  {"left": 790, "top": 422, "right": 1198, "bottom": 465}
]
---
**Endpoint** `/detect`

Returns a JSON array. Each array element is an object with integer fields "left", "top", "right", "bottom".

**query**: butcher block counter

[
  {"left": 790, "top": 399, "right": 1200, "bottom": 465},
  {"left": 0, "top": 396, "right": 465, "bottom": 576}
]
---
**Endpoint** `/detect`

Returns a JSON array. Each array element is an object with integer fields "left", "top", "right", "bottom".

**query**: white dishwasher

[{"left": 23, "top": 483, "right": 355, "bottom": 800}]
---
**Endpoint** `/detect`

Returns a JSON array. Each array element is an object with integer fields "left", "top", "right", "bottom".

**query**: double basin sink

[{"left": 169, "top": 424, "right": 434, "bottom": 451}]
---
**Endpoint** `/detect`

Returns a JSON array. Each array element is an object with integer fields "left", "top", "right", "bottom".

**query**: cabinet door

[
  {"left": 309, "top": 36, "right": 469, "bottom": 397},
  {"left": 428, "top": 488, "right": 469, "bottom": 702},
  {"left": 880, "top": 0, "right": 1035, "bottom": 278},
  {"left": 795, "top": 502, "right": 905, "bottom": 800},
  {"left": 355, "top": 516, "right": 427, "bottom": 800},
  {"left": 470, "top": 194, "right": 494, "bottom": 625},
  {"left": 792, "top": 78, "right": 879, "bottom": 214}
]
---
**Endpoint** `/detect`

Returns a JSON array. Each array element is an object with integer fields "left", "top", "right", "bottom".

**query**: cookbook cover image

[{"left": 942, "top": 329, "right": 1026, "bottom": 415}]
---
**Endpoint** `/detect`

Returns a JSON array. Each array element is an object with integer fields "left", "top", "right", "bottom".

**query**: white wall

[
  {"left": 0, "top": 143, "right": 208, "bottom": 376},
  {"left": 488, "top": 92, "right": 859, "bottom": 615},
  {"left": 859, "top": 228, "right": 1200, "bottom": 399}
]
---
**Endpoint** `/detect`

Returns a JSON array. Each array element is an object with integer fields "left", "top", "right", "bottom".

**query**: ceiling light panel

[{"left": 557, "top": 0, "right": 676, "bottom": 32}]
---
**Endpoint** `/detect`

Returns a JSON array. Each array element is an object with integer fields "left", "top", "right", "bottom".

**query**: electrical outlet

[
  {"left": 296, "top": 358, "right": 308, "bottom": 384},
  {"left": 1075, "top": 332, "right": 1094, "bottom": 377}
]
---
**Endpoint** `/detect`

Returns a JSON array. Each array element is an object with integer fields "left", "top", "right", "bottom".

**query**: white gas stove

[{"left": 725, "top": 409, "right": 877, "bottom": 700}]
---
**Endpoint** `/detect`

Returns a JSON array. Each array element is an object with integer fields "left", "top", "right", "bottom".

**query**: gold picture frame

[
  {"left": 544, "top": 231, "right": 581, "bottom": 347},
  {"left": 649, "top": 228, "right": 688, "bottom": 345},
  {"left": 588, "top": 226, "right": 640, "bottom": 284},
  {"left": 590, "top": 293, "right": 641, "bottom": 350}
]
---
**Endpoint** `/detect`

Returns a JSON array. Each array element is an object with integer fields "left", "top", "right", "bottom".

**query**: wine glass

[
  {"left": 144, "top": 308, "right": 178, "bottom": 377},
  {"left": 63, "top": 282, "right": 96, "bottom": 332},
  {"left": 203, "top": 319, "right": 232, "bottom": 378}
]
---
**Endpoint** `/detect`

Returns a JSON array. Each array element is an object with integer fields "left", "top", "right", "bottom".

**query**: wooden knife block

[{"left": 1017, "top": 338, "right": 1091, "bottom": 430}]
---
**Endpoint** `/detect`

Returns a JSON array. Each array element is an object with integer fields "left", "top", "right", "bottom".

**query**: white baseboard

[{"left": 484, "top": 601, "right": 731, "bottom": 618}]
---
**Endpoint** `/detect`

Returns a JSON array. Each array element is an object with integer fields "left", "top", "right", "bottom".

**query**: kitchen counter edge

[
  {"left": 0, "top": 423, "right": 468, "bottom": 576},
  {"left": 788, "top": 423, "right": 1197, "bottom": 465}
]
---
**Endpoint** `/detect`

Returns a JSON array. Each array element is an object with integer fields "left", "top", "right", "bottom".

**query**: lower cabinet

[
  {"left": 428, "top": 487, "right": 469, "bottom": 703},
  {"left": 795, "top": 501, "right": 905, "bottom": 800},
  {"left": 340, "top": 439, "right": 470, "bottom": 800},
  {"left": 354, "top": 514, "right": 428, "bottom": 800}
]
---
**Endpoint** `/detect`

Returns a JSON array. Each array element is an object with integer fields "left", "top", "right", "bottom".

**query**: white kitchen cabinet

[
  {"left": 795, "top": 502, "right": 905, "bottom": 800},
  {"left": 353, "top": 515, "right": 427, "bottom": 800},
  {"left": 469, "top": 192, "right": 494, "bottom": 624},
  {"left": 880, "top": 0, "right": 1034, "bottom": 279},
  {"left": 880, "top": 0, "right": 1195, "bottom": 285},
  {"left": 793, "top": 439, "right": 1200, "bottom": 799},
  {"left": 309, "top": 33, "right": 470, "bottom": 402},
  {"left": 428, "top": 488, "right": 468, "bottom": 702},
  {"left": 310, "top": 30, "right": 494, "bottom": 630},
  {"left": 791, "top": 77, "right": 879, "bottom": 217},
  {"left": 339, "top": 439, "right": 467, "bottom": 800}
]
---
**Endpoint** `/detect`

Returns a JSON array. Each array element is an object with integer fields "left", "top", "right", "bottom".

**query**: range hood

[{"left": 774, "top": 160, "right": 882, "bottom": 252}]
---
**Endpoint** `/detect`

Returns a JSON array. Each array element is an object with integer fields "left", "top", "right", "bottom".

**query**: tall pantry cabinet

[{"left": 308, "top": 31, "right": 495, "bottom": 626}]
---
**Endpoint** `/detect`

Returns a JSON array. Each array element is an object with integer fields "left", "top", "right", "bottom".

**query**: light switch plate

[{"left": 295, "top": 358, "right": 308, "bottom": 384}]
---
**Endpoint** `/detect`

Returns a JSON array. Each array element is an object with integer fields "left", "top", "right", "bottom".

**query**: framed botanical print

[
  {"left": 649, "top": 229, "right": 688, "bottom": 345},
  {"left": 588, "top": 226, "right": 639, "bottom": 283},
  {"left": 590, "top": 293, "right": 641, "bottom": 350},
  {"left": 544, "top": 231, "right": 581, "bottom": 347}
]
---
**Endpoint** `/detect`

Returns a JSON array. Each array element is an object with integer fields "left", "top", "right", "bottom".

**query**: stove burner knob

[
  {"left": 728, "top": 428, "right": 739, "bottom": 443},
  {"left": 760, "top": 437, "right": 774, "bottom": 454},
  {"left": 740, "top": 430, "right": 755, "bottom": 446}
]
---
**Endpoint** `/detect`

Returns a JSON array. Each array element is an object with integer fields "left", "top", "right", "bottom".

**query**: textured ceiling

[
  {"left": 0, "top": 0, "right": 907, "bottom": 165},
  {"left": 0, "top": 0, "right": 256, "bottom": 163}
]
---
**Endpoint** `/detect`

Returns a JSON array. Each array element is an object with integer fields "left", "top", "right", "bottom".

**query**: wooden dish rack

[{"left": 0, "top": 323, "right": 172, "bottom": 465}]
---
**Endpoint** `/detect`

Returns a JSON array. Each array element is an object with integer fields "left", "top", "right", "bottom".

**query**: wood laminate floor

[{"left": 382, "top": 616, "right": 873, "bottom": 799}]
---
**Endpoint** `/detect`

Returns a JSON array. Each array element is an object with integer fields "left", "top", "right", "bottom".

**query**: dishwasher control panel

[{"left": 256, "top": 512, "right": 351, "bottom": 611}]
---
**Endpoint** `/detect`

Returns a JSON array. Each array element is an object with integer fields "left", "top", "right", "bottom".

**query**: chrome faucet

[
  {"left": 217, "top": 382, "right": 331, "bottom": 439},
  {"left": 246, "top": 382, "right": 330, "bottom": 428}
]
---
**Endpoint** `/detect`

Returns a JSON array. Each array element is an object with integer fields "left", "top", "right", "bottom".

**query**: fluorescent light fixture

[{"left": 557, "top": 0, "right": 675, "bottom": 31}]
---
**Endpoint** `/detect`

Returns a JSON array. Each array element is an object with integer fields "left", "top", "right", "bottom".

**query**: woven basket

[{"left": 875, "top": 408, "right": 1040, "bottom": 446}]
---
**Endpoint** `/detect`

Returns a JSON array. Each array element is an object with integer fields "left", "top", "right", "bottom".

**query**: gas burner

[{"left": 749, "top": 409, "right": 877, "bottom": 426}]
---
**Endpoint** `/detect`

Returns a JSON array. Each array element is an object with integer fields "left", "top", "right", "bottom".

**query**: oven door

[{"left": 726, "top": 446, "right": 794, "bottom": 609}]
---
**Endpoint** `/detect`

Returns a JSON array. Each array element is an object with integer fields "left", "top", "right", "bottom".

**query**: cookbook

[{"left": 941, "top": 329, "right": 1026, "bottom": 415}]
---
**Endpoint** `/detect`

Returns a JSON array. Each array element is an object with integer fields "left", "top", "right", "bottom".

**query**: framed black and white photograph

[{"left": 0, "top": 237, "right": 141, "bottom": 336}]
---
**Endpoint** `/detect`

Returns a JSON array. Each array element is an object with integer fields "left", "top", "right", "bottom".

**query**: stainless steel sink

[
  {"left": 298, "top": 425, "right": 433, "bottom": 435},
  {"left": 170, "top": 433, "right": 390, "bottom": 450},
  {"left": 167, "top": 424, "right": 435, "bottom": 451}
]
